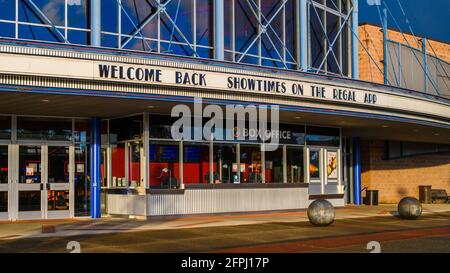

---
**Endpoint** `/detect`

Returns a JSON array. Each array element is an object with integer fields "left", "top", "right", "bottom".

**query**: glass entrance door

[
  {"left": 17, "top": 145, "right": 43, "bottom": 220},
  {"left": 12, "top": 144, "right": 74, "bottom": 220},
  {"left": 46, "top": 145, "right": 72, "bottom": 219}
]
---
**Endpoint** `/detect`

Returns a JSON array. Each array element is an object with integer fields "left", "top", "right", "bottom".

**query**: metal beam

[
  {"left": 422, "top": 38, "right": 428, "bottom": 93},
  {"left": 214, "top": 0, "right": 225, "bottom": 60},
  {"left": 299, "top": 0, "right": 308, "bottom": 71},
  {"left": 351, "top": 0, "right": 359, "bottom": 79},
  {"left": 382, "top": 8, "right": 388, "bottom": 85},
  {"left": 90, "top": 0, "right": 101, "bottom": 47}
]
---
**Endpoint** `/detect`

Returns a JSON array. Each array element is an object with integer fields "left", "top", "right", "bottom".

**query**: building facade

[
  {"left": 0, "top": 0, "right": 448, "bottom": 220},
  {"left": 358, "top": 23, "right": 450, "bottom": 203}
]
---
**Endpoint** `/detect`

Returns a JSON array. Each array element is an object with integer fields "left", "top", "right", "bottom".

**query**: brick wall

[
  {"left": 361, "top": 139, "right": 450, "bottom": 203},
  {"left": 358, "top": 24, "right": 450, "bottom": 84}
]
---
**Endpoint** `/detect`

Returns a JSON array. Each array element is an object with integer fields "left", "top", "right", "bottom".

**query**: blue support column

[
  {"left": 214, "top": 0, "right": 224, "bottom": 60},
  {"left": 353, "top": 137, "right": 362, "bottom": 205},
  {"left": 351, "top": 0, "right": 359, "bottom": 79},
  {"left": 90, "top": 0, "right": 101, "bottom": 47},
  {"left": 90, "top": 117, "right": 101, "bottom": 218},
  {"left": 299, "top": 0, "right": 308, "bottom": 71}
]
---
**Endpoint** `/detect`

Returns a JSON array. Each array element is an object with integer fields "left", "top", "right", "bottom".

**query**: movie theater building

[{"left": 0, "top": 0, "right": 448, "bottom": 221}]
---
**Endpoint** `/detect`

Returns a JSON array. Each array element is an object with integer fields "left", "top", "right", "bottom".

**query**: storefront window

[
  {"left": 48, "top": 190, "right": 69, "bottom": 211},
  {"left": 19, "top": 191, "right": 41, "bottom": 212},
  {"left": 213, "top": 143, "right": 238, "bottom": 184},
  {"left": 240, "top": 145, "right": 262, "bottom": 183},
  {"left": 306, "top": 126, "right": 340, "bottom": 147},
  {"left": 183, "top": 142, "right": 210, "bottom": 184},
  {"left": 287, "top": 146, "right": 304, "bottom": 183},
  {"left": 265, "top": 146, "right": 283, "bottom": 183},
  {"left": 111, "top": 143, "right": 126, "bottom": 188},
  {"left": 19, "top": 146, "right": 41, "bottom": 184},
  {"left": 128, "top": 142, "right": 142, "bottom": 188},
  {"left": 74, "top": 119, "right": 90, "bottom": 143},
  {"left": 150, "top": 141, "right": 180, "bottom": 188},
  {"left": 17, "top": 117, "right": 72, "bottom": 141},
  {"left": 0, "top": 146, "right": 7, "bottom": 184},
  {"left": 48, "top": 146, "right": 69, "bottom": 184},
  {"left": 110, "top": 115, "right": 143, "bottom": 142},
  {"left": 0, "top": 116, "right": 11, "bottom": 139},
  {"left": 0, "top": 192, "right": 7, "bottom": 212}
]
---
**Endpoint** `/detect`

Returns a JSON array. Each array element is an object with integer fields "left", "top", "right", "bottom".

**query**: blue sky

[{"left": 359, "top": 0, "right": 450, "bottom": 43}]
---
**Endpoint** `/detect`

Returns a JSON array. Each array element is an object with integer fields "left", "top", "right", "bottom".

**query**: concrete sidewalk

[{"left": 0, "top": 204, "right": 449, "bottom": 240}]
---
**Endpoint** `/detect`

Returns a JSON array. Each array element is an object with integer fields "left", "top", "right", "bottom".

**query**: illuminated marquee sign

[
  {"left": 3, "top": 51, "right": 449, "bottom": 123},
  {"left": 96, "top": 64, "right": 378, "bottom": 105}
]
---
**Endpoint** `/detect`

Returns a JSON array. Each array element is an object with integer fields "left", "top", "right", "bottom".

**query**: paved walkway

[
  {"left": 0, "top": 204, "right": 449, "bottom": 240},
  {"left": 0, "top": 204, "right": 449, "bottom": 253}
]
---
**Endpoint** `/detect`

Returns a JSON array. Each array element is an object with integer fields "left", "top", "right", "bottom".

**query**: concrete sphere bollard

[
  {"left": 398, "top": 197, "right": 422, "bottom": 220},
  {"left": 307, "top": 199, "right": 335, "bottom": 226}
]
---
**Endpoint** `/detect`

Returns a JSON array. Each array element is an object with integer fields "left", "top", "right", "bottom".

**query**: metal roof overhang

[{"left": 0, "top": 86, "right": 449, "bottom": 144}]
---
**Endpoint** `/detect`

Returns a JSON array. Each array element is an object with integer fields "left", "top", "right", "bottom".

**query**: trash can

[
  {"left": 419, "top": 185, "right": 432, "bottom": 204},
  {"left": 364, "top": 190, "right": 379, "bottom": 206}
]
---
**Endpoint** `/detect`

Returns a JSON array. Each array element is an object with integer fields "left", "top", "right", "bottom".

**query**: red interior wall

[{"left": 112, "top": 147, "right": 125, "bottom": 178}]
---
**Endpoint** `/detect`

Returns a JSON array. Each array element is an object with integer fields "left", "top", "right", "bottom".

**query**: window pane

[
  {"left": 310, "top": 5, "right": 325, "bottom": 69},
  {"left": 128, "top": 142, "right": 142, "bottom": 187},
  {"left": 150, "top": 141, "right": 180, "bottom": 188},
  {"left": 0, "top": 192, "right": 7, "bottom": 212},
  {"left": 68, "top": 30, "right": 89, "bottom": 45},
  {"left": 18, "top": 0, "right": 65, "bottom": 27},
  {"left": 306, "top": 126, "right": 340, "bottom": 146},
  {"left": 48, "top": 146, "right": 69, "bottom": 184},
  {"left": 240, "top": 145, "right": 262, "bottom": 183},
  {"left": 19, "top": 191, "right": 41, "bottom": 211},
  {"left": 48, "top": 190, "right": 69, "bottom": 211},
  {"left": 121, "top": 0, "right": 158, "bottom": 38},
  {"left": 101, "top": 0, "right": 118, "bottom": 32},
  {"left": 287, "top": 147, "right": 304, "bottom": 183},
  {"left": 0, "top": 146, "right": 7, "bottom": 184},
  {"left": 19, "top": 146, "right": 41, "bottom": 184},
  {"left": 160, "top": 0, "right": 193, "bottom": 45},
  {"left": 111, "top": 143, "right": 126, "bottom": 187},
  {"left": 326, "top": 12, "right": 340, "bottom": 74},
  {"left": 213, "top": 143, "right": 238, "bottom": 184},
  {"left": 265, "top": 146, "right": 283, "bottom": 183},
  {"left": 68, "top": 0, "right": 88, "bottom": 28},
  {"left": 110, "top": 115, "right": 143, "bottom": 142},
  {"left": 75, "top": 144, "right": 90, "bottom": 216},
  {"left": 0, "top": 0, "right": 15, "bottom": 21},
  {"left": 235, "top": 0, "right": 258, "bottom": 56},
  {"left": 224, "top": 0, "right": 233, "bottom": 51},
  {"left": 196, "top": 0, "right": 213, "bottom": 46},
  {"left": 183, "top": 142, "right": 210, "bottom": 184},
  {"left": 18, "top": 25, "right": 62, "bottom": 43},
  {"left": 17, "top": 117, "right": 72, "bottom": 141},
  {"left": 0, "top": 23, "right": 15, "bottom": 38},
  {"left": 0, "top": 116, "right": 11, "bottom": 139}
]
